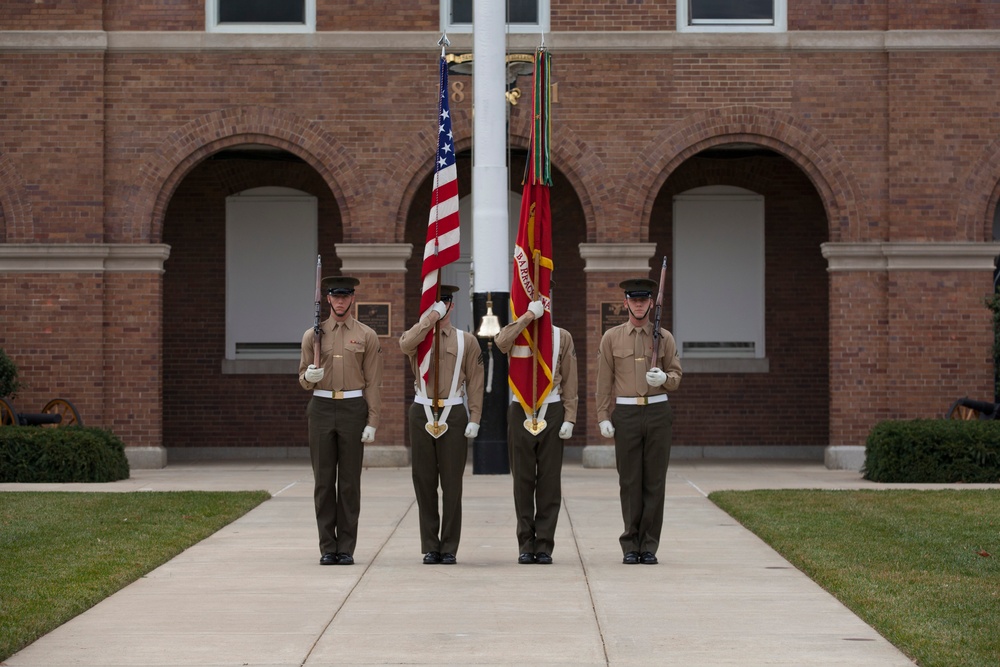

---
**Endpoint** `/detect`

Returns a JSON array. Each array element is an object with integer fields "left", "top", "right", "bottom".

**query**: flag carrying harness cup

[
  {"left": 509, "top": 46, "right": 554, "bottom": 435},
  {"left": 416, "top": 34, "right": 463, "bottom": 439}
]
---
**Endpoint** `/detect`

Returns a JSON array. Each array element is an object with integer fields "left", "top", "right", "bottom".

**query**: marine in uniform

[
  {"left": 596, "top": 278, "right": 682, "bottom": 565},
  {"left": 299, "top": 276, "right": 383, "bottom": 566},
  {"left": 495, "top": 298, "right": 578, "bottom": 565},
  {"left": 399, "top": 285, "right": 484, "bottom": 565}
]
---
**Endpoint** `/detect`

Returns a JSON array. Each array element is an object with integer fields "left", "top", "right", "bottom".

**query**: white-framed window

[
  {"left": 225, "top": 187, "right": 317, "bottom": 360},
  {"left": 673, "top": 186, "right": 765, "bottom": 360},
  {"left": 443, "top": 0, "right": 549, "bottom": 34},
  {"left": 677, "top": 0, "right": 786, "bottom": 32},
  {"left": 207, "top": 0, "right": 316, "bottom": 33}
]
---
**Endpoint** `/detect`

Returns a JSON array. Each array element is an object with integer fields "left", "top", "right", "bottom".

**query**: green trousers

[
  {"left": 307, "top": 396, "right": 368, "bottom": 556},
  {"left": 507, "top": 401, "right": 565, "bottom": 555},
  {"left": 408, "top": 402, "right": 468, "bottom": 554},
  {"left": 612, "top": 401, "right": 673, "bottom": 555}
]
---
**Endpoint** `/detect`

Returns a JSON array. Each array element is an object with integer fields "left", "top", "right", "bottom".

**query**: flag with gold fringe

[{"left": 509, "top": 48, "right": 554, "bottom": 418}]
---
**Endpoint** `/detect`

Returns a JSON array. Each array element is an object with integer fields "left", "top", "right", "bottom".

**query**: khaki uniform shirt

[
  {"left": 596, "top": 320, "right": 682, "bottom": 423},
  {"left": 495, "top": 313, "right": 579, "bottom": 424},
  {"left": 299, "top": 316, "right": 384, "bottom": 428},
  {"left": 400, "top": 316, "right": 485, "bottom": 424}
]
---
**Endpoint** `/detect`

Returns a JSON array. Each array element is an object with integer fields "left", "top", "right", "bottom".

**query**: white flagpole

[{"left": 471, "top": 0, "right": 509, "bottom": 296}]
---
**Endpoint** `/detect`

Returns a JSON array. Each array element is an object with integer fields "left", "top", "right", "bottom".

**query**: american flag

[{"left": 417, "top": 55, "right": 461, "bottom": 385}]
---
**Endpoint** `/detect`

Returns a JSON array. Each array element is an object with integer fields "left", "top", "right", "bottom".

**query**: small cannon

[
  {"left": 0, "top": 398, "right": 83, "bottom": 427},
  {"left": 945, "top": 397, "right": 1000, "bottom": 421}
]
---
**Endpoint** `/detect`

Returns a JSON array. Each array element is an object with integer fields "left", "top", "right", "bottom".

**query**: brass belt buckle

[
  {"left": 434, "top": 398, "right": 446, "bottom": 408},
  {"left": 332, "top": 390, "right": 345, "bottom": 399},
  {"left": 637, "top": 396, "right": 648, "bottom": 406}
]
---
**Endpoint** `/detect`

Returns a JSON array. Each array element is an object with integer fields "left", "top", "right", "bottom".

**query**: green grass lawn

[
  {"left": 0, "top": 490, "right": 270, "bottom": 661},
  {"left": 710, "top": 489, "right": 1000, "bottom": 667}
]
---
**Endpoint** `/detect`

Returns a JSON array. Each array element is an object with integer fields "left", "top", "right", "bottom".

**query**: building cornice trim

[
  {"left": 1, "top": 30, "right": 998, "bottom": 53},
  {"left": 579, "top": 243, "right": 657, "bottom": 272},
  {"left": 0, "top": 244, "right": 171, "bottom": 273},
  {"left": 821, "top": 242, "right": 1000, "bottom": 272},
  {"left": 335, "top": 243, "right": 413, "bottom": 273}
]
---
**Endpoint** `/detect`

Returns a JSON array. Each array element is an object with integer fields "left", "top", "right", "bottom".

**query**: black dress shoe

[
  {"left": 440, "top": 552, "right": 457, "bottom": 565},
  {"left": 423, "top": 551, "right": 441, "bottom": 565},
  {"left": 622, "top": 551, "right": 640, "bottom": 565},
  {"left": 639, "top": 551, "right": 658, "bottom": 565},
  {"left": 320, "top": 552, "right": 338, "bottom": 566},
  {"left": 336, "top": 553, "right": 354, "bottom": 565},
  {"left": 534, "top": 552, "right": 553, "bottom": 565},
  {"left": 518, "top": 553, "right": 535, "bottom": 565}
]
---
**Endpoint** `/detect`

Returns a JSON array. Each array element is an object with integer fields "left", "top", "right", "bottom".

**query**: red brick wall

[
  {"left": 320, "top": 2, "right": 438, "bottom": 31},
  {"left": 0, "top": 53, "right": 104, "bottom": 243},
  {"left": 104, "top": 2, "right": 200, "bottom": 31},
  {"left": 887, "top": 271, "right": 995, "bottom": 418},
  {"left": 103, "top": 272, "right": 163, "bottom": 448},
  {"left": 101, "top": 51, "right": 442, "bottom": 245},
  {"left": 889, "top": 52, "right": 1000, "bottom": 241},
  {"left": 829, "top": 271, "right": 890, "bottom": 446},
  {"left": 2, "top": 6, "right": 999, "bottom": 457},
  {"left": 551, "top": 0, "right": 675, "bottom": 31},
  {"left": 0, "top": 274, "right": 105, "bottom": 427},
  {"left": 161, "top": 158, "right": 342, "bottom": 450},
  {"left": 648, "top": 155, "right": 831, "bottom": 448},
  {"left": 886, "top": 2, "right": 1000, "bottom": 30},
  {"left": 789, "top": 2, "right": 887, "bottom": 30},
  {"left": 0, "top": 2, "right": 103, "bottom": 30}
]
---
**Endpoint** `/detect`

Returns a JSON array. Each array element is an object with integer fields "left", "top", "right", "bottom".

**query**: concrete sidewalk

[{"left": 2, "top": 460, "right": 931, "bottom": 666}]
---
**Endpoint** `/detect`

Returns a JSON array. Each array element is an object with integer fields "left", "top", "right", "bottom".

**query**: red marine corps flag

[
  {"left": 417, "top": 43, "right": 461, "bottom": 388},
  {"left": 509, "top": 48, "right": 554, "bottom": 434}
]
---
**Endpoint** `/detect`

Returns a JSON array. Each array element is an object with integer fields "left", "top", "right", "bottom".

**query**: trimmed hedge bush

[
  {"left": 0, "top": 427, "right": 130, "bottom": 483},
  {"left": 0, "top": 347, "right": 19, "bottom": 399},
  {"left": 863, "top": 419, "right": 1000, "bottom": 483}
]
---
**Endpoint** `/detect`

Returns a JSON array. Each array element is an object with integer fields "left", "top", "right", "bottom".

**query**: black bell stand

[{"left": 471, "top": 290, "right": 510, "bottom": 474}]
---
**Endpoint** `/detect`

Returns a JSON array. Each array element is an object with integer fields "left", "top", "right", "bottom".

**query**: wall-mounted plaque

[
  {"left": 356, "top": 302, "right": 391, "bottom": 337},
  {"left": 600, "top": 301, "right": 629, "bottom": 333}
]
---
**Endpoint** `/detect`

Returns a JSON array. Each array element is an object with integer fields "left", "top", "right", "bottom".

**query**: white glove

[
  {"left": 645, "top": 367, "right": 667, "bottom": 387},
  {"left": 599, "top": 420, "right": 615, "bottom": 438},
  {"left": 304, "top": 365, "right": 324, "bottom": 383},
  {"left": 558, "top": 422, "right": 574, "bottom": 440},
  {"left": 464, "top": 422, "right": 480, "bottom": 438},
  {"left": 430, "top": 301, "right": 447, "bottom": 319},
  {"left": 527, "top": 300, "right": 545, "bottom": 320},
  {"left": 361, "top": 426, "right": 376, "bottom": 443}
]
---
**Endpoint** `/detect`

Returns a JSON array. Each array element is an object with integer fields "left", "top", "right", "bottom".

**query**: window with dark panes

[
  {"left": 219, "top": 0, "right": 306, "bottom": 24},
  {"left": 689, "top": 0, "right": 774, "bottom": 24}
]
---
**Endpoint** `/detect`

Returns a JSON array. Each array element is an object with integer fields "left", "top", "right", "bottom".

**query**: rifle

[
  {"left": 313, "top": 255, "right": 323, "bottom": 367},
  {"left": 651, "top": 256, "right": 667, "bottom": 369}
]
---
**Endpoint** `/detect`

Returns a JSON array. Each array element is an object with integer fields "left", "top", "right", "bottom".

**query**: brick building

[{"left": 1, "top": 1, "right": 998, "bottom": 470}]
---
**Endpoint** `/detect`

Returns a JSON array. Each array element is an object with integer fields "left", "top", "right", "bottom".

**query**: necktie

[
  {"left": 331, "top": 323, "right": 344, "bottom": 390},
  {"left": 634, "top": 327, "right": 647, "bottom": 396}
]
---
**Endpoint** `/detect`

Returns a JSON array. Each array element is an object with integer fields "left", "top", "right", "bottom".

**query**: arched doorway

[
  {"left": 649, "top": 145, "right": 830, "bottom": 456},
  {"left": 161, "top": 145, "right": 343, "bottom": 458}
]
